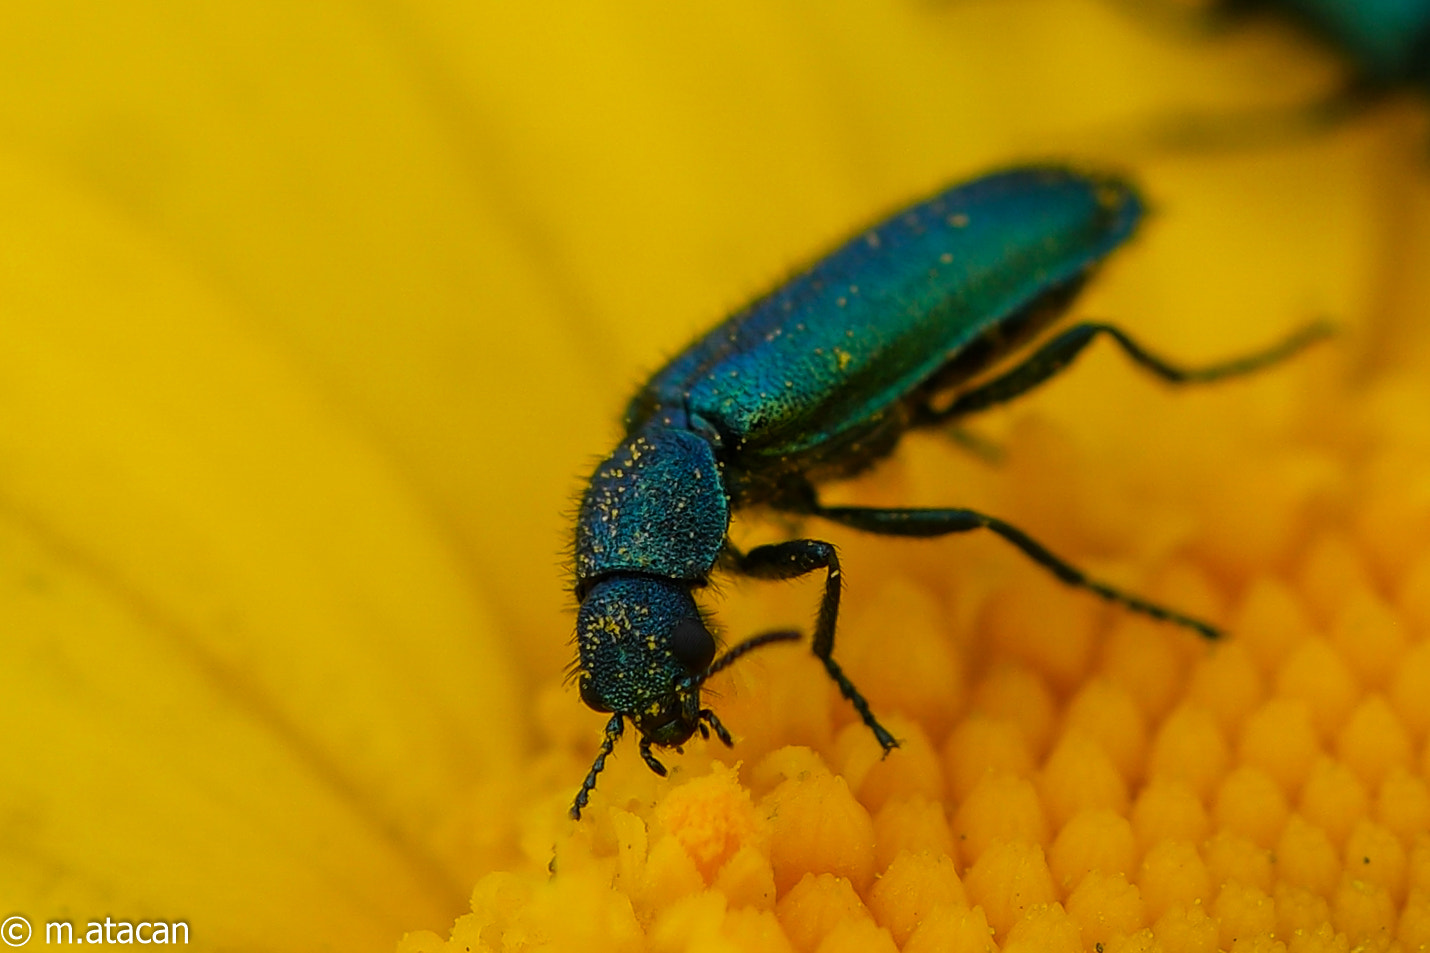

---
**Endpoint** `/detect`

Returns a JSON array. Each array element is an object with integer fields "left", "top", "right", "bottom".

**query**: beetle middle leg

[
  {"left": 723, "top": 541, "right": 899, "bottom": 754},
  {"left": 917, "top": 320, "right": 1332, "bottom": 423},
  {"left": 814, "top": 501, "right": 1220, "bottom": 639}
]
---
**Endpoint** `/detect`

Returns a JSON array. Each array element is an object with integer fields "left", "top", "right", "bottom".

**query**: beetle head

[
  {"left": 576, "top": 576, "right": 716, "bottom": 748},
  {"left": 569, "top": 577, "right": 802, "bottom": 818}
]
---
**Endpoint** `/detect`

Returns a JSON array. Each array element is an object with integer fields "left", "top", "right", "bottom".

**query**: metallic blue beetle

[
  {"left": 1141, "top": 0, "right": 1430, "bottom": 131},
  {"left": 569, "top": 166, "right": 1326, "bottom": 819},
  {"left": 1258, "top": 0, "right": 1430, "bottom": 89}
]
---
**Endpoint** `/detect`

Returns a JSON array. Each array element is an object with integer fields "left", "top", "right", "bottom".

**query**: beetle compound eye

[
  {"left": 670, "top": 617, "right": 716, "bottom": 674},
  {"left": 579, "top": 676, "right": 612, "bottom": 713}
]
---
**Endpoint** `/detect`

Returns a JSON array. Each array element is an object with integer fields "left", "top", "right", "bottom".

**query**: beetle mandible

[{"left": 569, "top": 166, "right": 1327, "bottom": 819}]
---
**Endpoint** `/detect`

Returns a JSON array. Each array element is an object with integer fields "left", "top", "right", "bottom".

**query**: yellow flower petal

[
  {"left": 0, "top": 132, "right": 515, "bottom": 948},
  {"left": 4, "top": 1, "right": 1430, "bottom": 951}
]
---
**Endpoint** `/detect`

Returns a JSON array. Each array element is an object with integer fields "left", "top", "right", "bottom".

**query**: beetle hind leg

[{"left": 919, "top": 320, "right": 1332, "bottom": 424}]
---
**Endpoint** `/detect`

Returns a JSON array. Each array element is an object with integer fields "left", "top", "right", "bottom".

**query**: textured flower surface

[{"left": 2, "top": 2, "right": 1429, "bottom": 952}]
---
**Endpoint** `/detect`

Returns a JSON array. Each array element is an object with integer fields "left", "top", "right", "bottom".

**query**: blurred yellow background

[{"left": 0, "top": 1, "right": 1425, "bottom": 950}]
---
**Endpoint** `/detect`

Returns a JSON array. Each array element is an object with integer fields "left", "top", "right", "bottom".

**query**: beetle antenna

[
  {"left": 695, "top": 629, "right": 801, "bottom": 687},
  {"left": 570, "top": 713, "right": 624, "bottom": 820}
]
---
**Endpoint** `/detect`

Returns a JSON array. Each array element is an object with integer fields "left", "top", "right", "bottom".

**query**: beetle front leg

[{"left": 726, "top": 541, "right": 899, "bottom": 754}]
